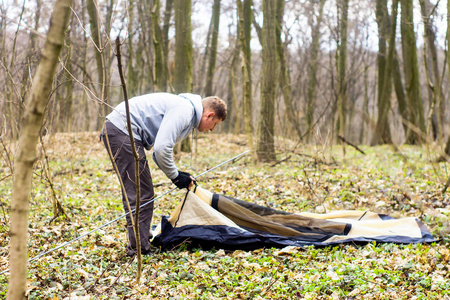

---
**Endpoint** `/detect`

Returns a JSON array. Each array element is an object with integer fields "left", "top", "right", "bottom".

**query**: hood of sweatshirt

[{"left": 178, "top": 93, "right": 203, "bottom": 129}]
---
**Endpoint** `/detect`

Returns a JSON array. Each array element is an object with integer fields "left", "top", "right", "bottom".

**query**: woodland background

[
  {"left": 1, "top": 0, "right": 450, "bottom": 299},
  {"left": 1, "top": 0, "right": 450, "bottom": 155}
]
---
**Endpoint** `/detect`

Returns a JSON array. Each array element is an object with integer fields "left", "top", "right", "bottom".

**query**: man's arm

[{"left": 152, "top": 106, "right": 193, "bottom": 180}]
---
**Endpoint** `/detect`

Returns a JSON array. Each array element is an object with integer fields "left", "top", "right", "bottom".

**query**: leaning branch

[{"left": 115, "top": 36, "right": 142, "bottom": 283}]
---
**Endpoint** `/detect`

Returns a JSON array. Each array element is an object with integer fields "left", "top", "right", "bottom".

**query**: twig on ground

[
  {"left": 271, "top": 155, "right": 291, "bottom": 167},
  {"left": 441, "top": 176, "right": 450, "bottom": 194},
  {"left": 337, "top": 135, "right": 366, "bottom": 155},
  {"left": 104, "top": 256, "right": 136, "bottom": 293}
]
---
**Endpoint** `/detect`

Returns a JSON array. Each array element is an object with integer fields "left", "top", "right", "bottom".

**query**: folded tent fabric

[{"left": 151, "top": 187, "right": 436, "bottom": 251}]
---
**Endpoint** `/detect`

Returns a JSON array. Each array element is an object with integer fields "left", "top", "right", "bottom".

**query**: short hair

[{"left": 202, "top": 96, "right": 227, "bottom": 121}]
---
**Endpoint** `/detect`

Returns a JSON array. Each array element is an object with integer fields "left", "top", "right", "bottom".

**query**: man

[{"left": 100, "top": 92, "right": 227, "bottom": 256}]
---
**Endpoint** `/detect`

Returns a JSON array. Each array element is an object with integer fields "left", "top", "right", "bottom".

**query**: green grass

[{"left": 0, "top": 132, "right": 449, "bottom": 299}]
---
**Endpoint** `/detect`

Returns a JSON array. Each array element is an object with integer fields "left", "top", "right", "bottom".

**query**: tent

[{"left": 151, "top": 187, "right": 436, "bottom": 251}]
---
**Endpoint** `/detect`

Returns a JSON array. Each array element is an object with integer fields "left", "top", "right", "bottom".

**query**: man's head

[{"left": 198, "top": 96, "right": 227, "bottom": 132}]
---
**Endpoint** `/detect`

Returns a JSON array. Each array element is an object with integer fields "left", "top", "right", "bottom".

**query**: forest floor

[{"left": 0, "top": 132, "right": 449, "bottom": 299}]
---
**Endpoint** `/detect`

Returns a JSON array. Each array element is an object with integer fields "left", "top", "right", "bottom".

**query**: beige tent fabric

[
  {"left": 214, "top": 194, "right": 348, "bottom": 237},
  {"left": 169, "top": 191, "right": 240, "bottom": 229},
  {"left": 299, "top": 210, "right": 383, "bottom": 221},
  {"left": 152, "top": 190, "right": 237, "bottom": 239},
  {"left": 194, "top": 187, "right": 213, "bottom": 205},
  {"left": 299, "top": 211, "right": 422, "bottom": 239},
  {"left": 324, "top": 217, "right": 423, "bottom": 243}
]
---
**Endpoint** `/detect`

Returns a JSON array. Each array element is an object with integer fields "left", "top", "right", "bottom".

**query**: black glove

[{"left": 171, "top": 171, "right": 195, "bottom": 189}]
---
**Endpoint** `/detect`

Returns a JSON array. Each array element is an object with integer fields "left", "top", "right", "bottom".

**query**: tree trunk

[
  {"left": 392, "top": 51, "right": 408, "bottom": 135},
  {"left": 60, "top": 13, "right": 74, "bottom": 132},
  {"left": 174, "top": 0, "right": 193, "bottom": 152},
  {"left": 151, "top": 0, "right": 168, "bottom": 92},
  {"left": 7, "top": 1, "right": 72, "bottom": 299},
  {"left": 21, "top": 0, "right": 41, "bottom": 102},
  {"left": 204, "top": 0, "right": 221, "bottom": 96},
  {"left": 400, "top": 0, "right": 425, "bottom": 144},
  {"left": 224, "top": 35, "right": 240, "bottom": 134},
  {"left": 256, "top": 0, "right": 277, "bottom": 162},
  {"left": 419, "top": 0, "right": 444, "bottom": 142},
  {"left": 87, "top": 0, "right": 111, "bottom": 129},
  {"left": 87, "top": 0, "right": 104, "bottom": 96},
  {"left": 126, "top": 0, "right": 138, "bottom": 96},
  {"left": 162, "top": 0, "right": 174, "bottom": 91},
  {"left": 442, "top": 0, "right": 450, "bottom": 158},
  {"left": 359, "top": 64, "right": 369, "bottom": 144},
  {"left": 306, "top": 0, "right": 326, "bottom": 142},
  {"left": 173, "top": 0, "right": 193, "bottom": 93},
  {"left": 372, "top": 0, "right": 394, "bottom": 145},
  {"left": 237, "top": 0, "right": 255, "bottom": 160},
  {"left": 276, "top": 0, "right": 302, "bottom": 141},
  {"left": 81, "top": 0, "right": 90, "bottom": 131},
  {"left": 336, "top": 0, "right": 349, "bottom": 141}
]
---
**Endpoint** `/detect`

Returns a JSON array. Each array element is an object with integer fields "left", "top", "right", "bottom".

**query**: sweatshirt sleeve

[{"left": 152, "top": 105, "right": 194, "bottom": 180}]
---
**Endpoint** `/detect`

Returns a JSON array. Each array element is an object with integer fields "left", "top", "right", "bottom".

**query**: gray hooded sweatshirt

[{"left": 106, "top": 92, "right": 203, "bottom": 180}]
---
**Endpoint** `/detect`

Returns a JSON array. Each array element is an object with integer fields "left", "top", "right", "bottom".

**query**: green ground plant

[{"left": 0, "top": 132, "right": 449, "bottom": 299}]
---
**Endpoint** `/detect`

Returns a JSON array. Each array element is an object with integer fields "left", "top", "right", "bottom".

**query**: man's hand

[{"left": 171, "top": 171, "right": 196, "bottom": 189}]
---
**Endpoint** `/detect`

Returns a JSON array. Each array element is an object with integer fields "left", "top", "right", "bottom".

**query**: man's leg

[{"left": 101, "top": 121, "right": 155, "bottom": 255}]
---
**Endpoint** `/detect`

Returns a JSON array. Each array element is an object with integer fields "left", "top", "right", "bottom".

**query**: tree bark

[
  {"left": 306, "top": 0, "right": 326, "bottom": 142},
  {"left": 204, "top": 0, "right": 221, "bottom": 96},
  {"left": 225, "top": 35, "right": 240, "bottom": 134},
  {"left": 442, "top": 0, "right": 450, "bottom": 158},
  {"left": 7, "top": 1, "right": 72, "bottom": 299},
  {"left": 126, "top": 0, "right": 138, "bottom": 96},
  {"left": 276, "top": 0, "right": 302, "bottom": 141},
  {"left": 174, "top": 0, "right": 193, "bottom": 152},
  {"left": 419, "top": 0, "right": 444, "bottom": 142},
  {"left": 87, "top": 0, "right": 111, "bottom": 129},
  {"left": 401, "top": 0, "right": 425, "bottom": 144},
  {"left": 372, "top": 0, "right": 393, "bottom": 145},
  {"left": 151, "top": 0, "right": 168, "bottom": 92},
  {"left": 81, "top": 0, "right": 90, "bottom": 131},
  {"left": 21, "top": 0, "right": 41, "bottom": 102},
  {"left": 173, "top": 0, "right": 193, "bottom": 93},
  {"left": 237, "top": 0, "right": 255, "bottom": 159},
  {"left": 87, "top": 0, "right": 104, "bottom": 96},
  {"left": 60, "top": 13, "right": 74, "bottom": 132},
  {"left": 336, "top": 0, "right": 349, "bottom": 140},
  {"left": 359, "top": 64, "right": 369, "bottom": 144},
  {"left": 393, "top": 51, "right": 408, "bottom": 135},
  {"left": 256, "top": 0, "right": 277, "bottom": 162},
  {"left": 162, "top": 0, "right": 174, "bottom": 91}
]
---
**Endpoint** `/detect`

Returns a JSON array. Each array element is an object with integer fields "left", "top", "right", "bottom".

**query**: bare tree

[
  {"left": 237, "top": 0, "right": 255, "bottom": 159},
  {"left": 126, "top": 0, "right": 139, "bottom": 96},
  {"left": 174, "top": 0, "right": 193, "bottom": 152},
  {"left": 441, "top": 0, "right": 450, "bottom": 159},
  {"left": 151, "top": 0, "right": 168, "bottom": 92},
  {"left": 7, "top": 1, "right": 72, "bottom": 298},
  {"left": 276, "top": 0, "right": 302, "bottom": 141},
  {"left": 204, "top": 0, "right": 221, "bottom": 96},
  {"left": 256, "top": 0, "right": 277, "bottom": 162},
  {"left": 336, "top": 0, "right": 349, "bottom": 141},
  {"left": 401, "top": 0, "right": 425, "bottom": 144},
  {"left": 419, "top": 0, "right": 444, "bottom": 142},
  {"left": 372, "top": 0, "right": 392, "bottom": 145},
  {"left": 306, "top": 0, "right": 326, "bottom": 142}
]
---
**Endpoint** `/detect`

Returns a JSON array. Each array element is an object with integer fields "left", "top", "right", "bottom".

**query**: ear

[{"left": 206, "top": 111, "right": 215, "bottom": 118}]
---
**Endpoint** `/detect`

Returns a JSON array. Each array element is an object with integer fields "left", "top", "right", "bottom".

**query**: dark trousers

[{"left": 100, "top": 121, "right": 154, "bottom": 255}]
